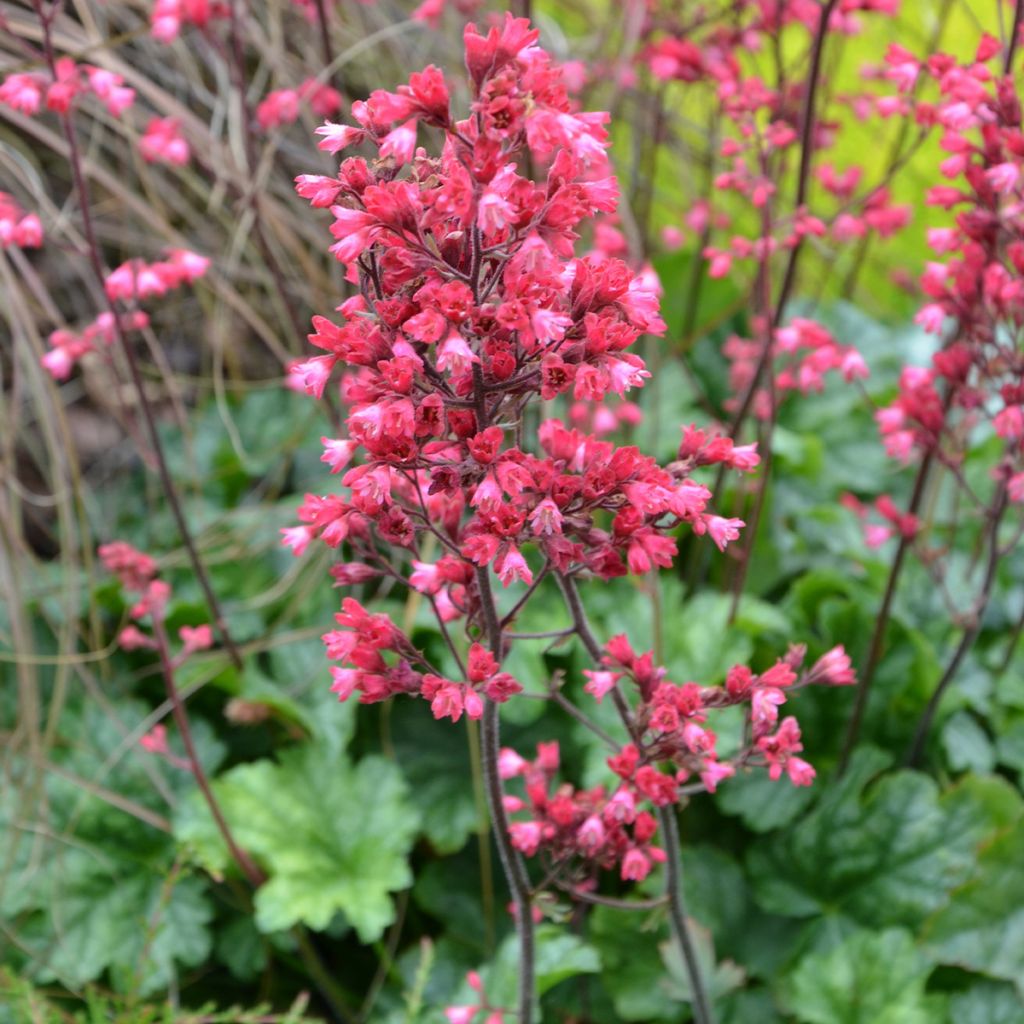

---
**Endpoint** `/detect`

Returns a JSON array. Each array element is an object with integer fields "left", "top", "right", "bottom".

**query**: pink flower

[
  {"left": 140, "top": 118, "right": 190, "bottom": 166},
  {"left": 140, "top": 724, "right": 170, "bottom": 755},
  {"left": 704, "top": 515, "right": 744, "bottom": 551},
  {"left": 583, "top": 670, "right": 619, "bottom": 703},
  {"left": 620, "top": 848, "right": 651, "bottom": 881},
  {"left": 179, "top": 624, "right": 214, "bottom": 656}
]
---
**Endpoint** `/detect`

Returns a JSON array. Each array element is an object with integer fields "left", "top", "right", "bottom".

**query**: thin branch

[
  {"left": 905, "top": 484, "right": 1009, "bottom": 766},
  {"left": 31, "top": 0, "right": 243, "bottom": 671}
]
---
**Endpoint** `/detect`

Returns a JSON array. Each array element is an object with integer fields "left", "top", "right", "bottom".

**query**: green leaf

[
  {"left": 779, "top": 928, "right": 933, "bottom": 1024},
  {"left": 660, "top": 919, "right": 747, "bottom": 1004},
  {"left": 31, "top": 850, "right": 212, "bottom": 996},
  {"left": 941, "top": 711, "right": 995, "bottom": 775},
  {"left": 923, "top": 821, "right": 1024, "bottom": 997},
  {"left": 391, "top": 702, "right": 479, "bottom": 854},
  {"left": 749, "top": 750, "right": 1021, "bottom": 928},
  {"left": 946, "top": 982, "right": 1024, "bottom": 1024},
  {"left": 715, "top": 769, "right": 816, "bottom": 833},
  {"left": 451, "top": 925, "right": 600, "bottom": 1013},
  {"left": 589, "top": 905, "right": 684, "bottom": 1021},
  {"left": 174, "top": 745, "right": 419, "bottom": 940}
]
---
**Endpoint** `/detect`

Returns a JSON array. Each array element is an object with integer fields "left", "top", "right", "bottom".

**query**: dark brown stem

[
  {"left": 227, "top": 0, "right": 307, "bottom": 345},
  {"left": 481, "top": 700, "right": 535, "bottom": 1022},
  {"left": 33, "top": 0, "right": 243, "bottom": 671},
  {"left": 726, "top": 0, "right": 839, "bottom": 442},
  {"left": 152, "top": 620, "right": 263, "bottom": 885},
  {"left": 905, "top": 485, "right": 1008, "bottom": 767},
  {"left": 312, "top": 0, "right": 337, "bottom": 77},
  {"left": 1006, "top": 0, "right": 1024, "bottom": 73},
  {"left": 659, "top": 805, "right": 715, "bottom": 1024},
  {"left": 838, "top": 446, "right": 935, "bottom": 773}
]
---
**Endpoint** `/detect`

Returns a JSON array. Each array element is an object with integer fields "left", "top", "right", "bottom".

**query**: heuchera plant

[
  {"left": 842, "top": 32, "right": 1024, "bottom": 766},
  {"left": 282, "top": 15, "right": 856, "bottom": 1022}
]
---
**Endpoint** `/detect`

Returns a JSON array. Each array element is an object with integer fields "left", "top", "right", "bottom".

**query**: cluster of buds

[
  {"left": 104, "top": 249, "right": 210, "bottom": 302},
  {"left": 256, "top": 78, "right": 343, "bottom": 132},
  {"left": 140, "top": 117, "right": 191, "bottom": 166},
  {"left": 324, "top": 598, "right": 522, "bottom": 721},
  {"left": 1, "top": 58, "right": 134, "bottom": 117},
  {"left": 841, "top": 492, "right": 921, "bottom": 548},
  {"left": 0, "top": 192, "right": 43, "bottom": 250},
  {"left": 723, "top": 317, "right": 869, "bottom": 420},
  {"left": 284, "top": 14, "right": 752, "bottom": 607},
  {"left": 39, "top": 250, "right": 209, "bottom": 380},
  {"left": 99, "top": 541, "right": 214, "bottom": 662},
  {"left": 501, "top": 640, "right": 856, "bottom": 882},
  {"left": 500, "top": 741, "right": 667, "bottom": 883},
  {"left": 149, "top": 0, "right": 229, "bottom": 43}
]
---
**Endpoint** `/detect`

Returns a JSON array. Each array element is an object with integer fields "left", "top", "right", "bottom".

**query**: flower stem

[
  {"left": 905, "top": 484, "right": 1008, "bottom": 766},
  {"left": 476, "top": 567, "right": 535, "bottom": 1023},
  {"left": 658, "top": 806, "right": 715, "bottom": 1024},
  {"left": 839, "top": 448, "right": 934, "bottom": 772},
  {"left": 31, "top": 0, "right": 243, "bottom": 671}
]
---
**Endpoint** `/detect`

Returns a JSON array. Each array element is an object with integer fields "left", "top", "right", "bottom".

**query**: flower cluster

[
  {"left": 288, "top": 15, "right": 858, "bottom": 939},
  {"left": 150, "top": 0, "right": 229, "bottom": 42},
  {"left": 0, "top": 192, "right": 43, "bottom": 250},
  {"left": 39, "top": 250, "right": 209, "bottom": 380},
  {"left": 140, "top": 117, "right": 191, "bottom": 166},
  {"left": 285, "top": 15, "right": 750, "bottom": 609},
  {"left": 500, "top": 741, "right": 667, "bottom": 883},
  {"left": 257, "top": 78, "right": 343, "bottom": 131},
  {"left": 723, "top": 316, "right": 869, "bottom": 419},
  {"left": 608, "top": 1, "right": 921, "bottom": 419},
  {"left": 323, "top": 597, "right": 522, "bottom": 720},
  {"left": 869, "top": 37, "right": 1024, "bottom": 506},
  {"left": 500, "top": 640, "right": 855, "bottom": 881},
  {"left": 1, "top": 58, "right": 134, "bottom": 117},
  {"left": 42, "top": 310, "right": 150, "bottom": 381},
  {"left": 104, "top": 249, "right": 210, "bottom": 301},
  {"left": 99, "top": 541, "right": 214, "bottom": 662}
]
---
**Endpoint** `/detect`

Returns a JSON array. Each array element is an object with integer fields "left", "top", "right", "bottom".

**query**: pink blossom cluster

[
  {"left": 286, "top": 14, "right": 859, "bottom": 927},
  {"left": 256, "top": 78, "right": 343, "bottom": 132},
  {"left": 40, "top": 250, "right": 209, "bottom": 380},
  {"left": 632, "top": 2, "right": 910, "bottom": 270},
  {"left": 500, "top": 740, "right": 667, "bottom": 883},
  {"left": 42, "top": 310, "right": 149, "bottom": 381},
  {"left": 283, "top": 14, "right": 753, "bottom": 603},
  {"left": 868, "top": 36, "right": 1024, "bottom": 505},
  {"left": 99, "top": 540, "right": 214, "bottom": 661},
  {"left": 149, "top": 0, "right": 229, "bottom": 43},
  {"left": 841, "top": 492, "right": 921, "bottom": 548},
  {"left": 617, "top": 1, "right": 919, "bottom": 419},
  {"left": 140, "top": 117, "right": 191, "bottom": 166},
  {"left": 322, "top": 597, "right": 522, "bottom": 720},
  {"left": 0, "top": 192, "right": 43, "bottom": 250},
  {"left": 723, "top": 316, "right": 869, "bottom": 419},
  {"left": 1, "top": 58, "right": 134, "bottom": 117},
  {"left": 104, "top": 249, "right": 210, "bottom": 301},
  {"left": 499, "top": 639, "right": 855, "bottom": 881}
]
